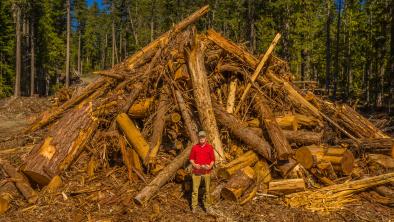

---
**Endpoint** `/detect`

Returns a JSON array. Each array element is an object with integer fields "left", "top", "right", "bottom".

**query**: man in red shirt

[{"left": 189, "top": 131, "right": 215, "bottom": 213}]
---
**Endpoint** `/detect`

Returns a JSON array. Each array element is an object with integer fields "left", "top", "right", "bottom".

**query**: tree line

[{"left": 0, "top": 0, "right": 393, "bottom": 110}]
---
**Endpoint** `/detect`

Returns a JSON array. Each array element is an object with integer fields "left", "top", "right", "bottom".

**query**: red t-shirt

[{"left": 189, "top": 143, "right": 215, "bottom": 175}]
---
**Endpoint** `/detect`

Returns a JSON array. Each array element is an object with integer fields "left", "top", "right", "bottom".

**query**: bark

[
  {"left": 188, "top": 39, "right": 224, "bottom": 161},
  {"left": 1, "top": 161, "right": 38, "bottom": 203},
  {"left": 78, "top": 30, "right": 81, "bottom": 75},
  {"left": 175, "top": 90, "right": 199, "bottom": 144},
  {"left": 333, "top": 0, "right": 341, "bottom": 100},
  {"left": 283, "top": 130, "right": 323, "bottom": 146},
  {"left": 221, "top": 166, "right": 255, "bottom": 201},
  {"left": 22, "top": 103, "right": 100, "bottom": 185},
  {"left": 212, "top": 100, "right": 272, "bottom": 161},
  {"left": 66, "top": 0, "right": 71, "bottom": 87},
  {"left": 235, "top": 33, "right": 281, "bottom": 113},
  {"left": 325, "top": 0, "right": 332, "bottom": 95},
  {"left": 147, "top": 86, "right": 170, "bottom": 162},
  {"left": 127, "top": 6, "right": 139, "bottom": 47},
  {"left": 339, "top": 138, "right": 394, "bottom": 154},
  {"left": 268, "top": 179, "right": 305, "bottom": 195},
  {"left": 255, "top": 94, "right": 292, "bottom": 160}
]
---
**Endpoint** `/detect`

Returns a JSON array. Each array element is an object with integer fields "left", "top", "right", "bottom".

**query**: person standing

[{"left": 189, "top": 131, "right": 215, "bottom": 213}]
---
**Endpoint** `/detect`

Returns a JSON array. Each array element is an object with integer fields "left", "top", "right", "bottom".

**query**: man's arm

[
  {"left": 190, "top": 159, "right": 201, "bottom": 169},
  {"left": 189, "top": 146, "right": 201, "bottom": 169}
]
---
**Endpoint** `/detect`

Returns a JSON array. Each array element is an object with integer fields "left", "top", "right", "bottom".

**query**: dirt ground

[{"left": 0, "top": 96, "right": 393, "bottom": 222}]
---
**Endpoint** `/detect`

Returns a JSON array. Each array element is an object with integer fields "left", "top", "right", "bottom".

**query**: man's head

[{"left": 198, "top": 131, "right": 207, "bottom": 144}]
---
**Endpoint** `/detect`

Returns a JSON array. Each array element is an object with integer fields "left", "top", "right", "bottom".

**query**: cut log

[
  {"left": 295, "top": 145, "right": 354, "bottom": 175},
  {"left": 218, "top": 151, "right": 258, "bottom": 179},
  {"left": 175, "top": 90, "right": 199, "bottom": 144},
  {"left": 276, "top": 115, "right": 298, "bottom": 131},
  {"left": 255, "top": 94, "right": 292, "bottom": 160},
  {"left": 119, "top": 136, "right": 135, "bottom": 180},
  {"left": 22, "top": 102, "right": 99, "bottom": 185},
  {"left": 147, "top": 87, "right": 170, "bottom": 163},
  {"left": 282, "top": 130, "right": 323, "bottom": 146},
  {"left": 212, "top": 100, "right": 272, "bottom": 160},
  {"left": 116, "top": 113, "right": 149, "bottom": 164},
  {"left": 235, "top": 33, "right": 281, "bottom": 113},
  {"left": 360, "top": 191, "right": 394, "bottom": 206},
  {"left": 1, "top": 161, "right": 38, "bottom": 203},
  {"left": 134, "top": 94, "right": 199, "bottom": 205},
  {"left": 187, "top": 39, "right": 224, "bottom": 161},
  {"left": 45, "top": 175, "right": 62, "bottom": 193},
  {"left": 226, "top": 79, "right": 237, "bottom": 113},
  {"left": 374, "top": 186, "right": 394, "bottom": 198},
  {"left": 0, "top": 180, "right": 19, "bottom": 214},
  {"left": 339, "top": 138, "right": 394, "bottom": 155},
  {"left": 28, "top": 77, "right": 113, "bottom": 132},
  {"left": 128, "top": 97, "right": 154, "bottom": 118},
  {"left": 275, "top": 158, "right": 298, "bottom": 177},
  {"left": 367, "top": 154, "right": 394, "bottom": 169},
  {"left": 221, "top": 166, "right": 255, "bottom": 201},
  {"left": 268, "top": 179, "right": 305, "bottom": 195}
]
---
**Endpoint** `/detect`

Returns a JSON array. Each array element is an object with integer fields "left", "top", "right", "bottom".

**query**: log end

[
  {"left": 22, "top": 170, "right": 51, "bottom": 186},
  {"left": 295, "top": 147, "right": 313, "bottom": 169},
  {"left": 0, "top": 198, "right": 10, "bottom": 214},
  {"left": 221, "top": 187, "right": 238, "bottom": 201},
  {"left": 340, "top": 150, "right": 355, "bottom": 175}
]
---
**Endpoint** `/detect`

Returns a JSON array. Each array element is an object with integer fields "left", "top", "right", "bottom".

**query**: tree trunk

[
  {"left": 147, "top": 86, "right": 170, "bottom": 163},
  {"left": 14, "top": 4, "right": 21, "bottom": 97},
  {"left": 116, "top": 113, "right": 149, "bottom": 164},
  {"left": 282, "top": 130, "right": 323, "bottom": 146},
  {"left": 187, "top": 39, "right": 224, "bottom": 161},
  {"left": 390, "top": 0, "right": 394, "bottom": 113},
  {"left": 1, "top": 160, "right": 38, "bottom": 203},
  {"left": 150, "top": 0, "right": 156, "bottom": 42},
  {"left": 221, "top": 166, "right": 255, "bottom": 201},
  {"left": 66, "top": 0, "right": 71, "bottom": 87},
  {"left": 78, "top": 30, "right": 81, "bottom": 75},
  {"left": 333, "top": 0, "right": 341, "bottom": 100},
  {"left": 127, "top": 6, "right": 139, "bottom": 47},
  {"left": 212, "top": 100, "right": 272, "bottom": 161},
  {"left": 325, "top": 0, "right": 332, "bottom": 95},
  {"left": 22, "top": 103, "right": 100, "bottom": 185},
  {"left": 30, "top": 19, "right": 35, "bottom": 96},
  {"left": 218, "top": 151, "right": 258, "bottom": 179},
  {"left": 255, "top": 94, "right": 292, "bottom": 160},
  {"left": 268, "top": 179, "right": 305, "bottom": 195}
]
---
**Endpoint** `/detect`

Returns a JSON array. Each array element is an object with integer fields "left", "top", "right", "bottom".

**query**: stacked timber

[{"left": 1, "top": 5, "right": 393, "bottom": 215}]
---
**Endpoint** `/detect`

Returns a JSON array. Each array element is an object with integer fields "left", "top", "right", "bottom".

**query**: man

[{"left": 189, "top": 130, "right": 215, "bottom": 213}]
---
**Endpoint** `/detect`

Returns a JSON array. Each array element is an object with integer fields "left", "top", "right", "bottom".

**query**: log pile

[{"left": 1, "top": 5, "right": 394, "bottom": 216}]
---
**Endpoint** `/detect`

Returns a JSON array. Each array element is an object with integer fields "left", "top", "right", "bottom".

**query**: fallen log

[
  {"left": 22, "top": 102, "right": 99, "bottom": 185},
  {"left": 255, "top": 94, "right": 292, "bottom": 160},
  {"left": 212, "top": 100, "right": 272, "bottom": 160},
  {"left": 221, "top": 166, "right": 255, "bottom": 201},
  {"left": 128, "top": 97, "right": 154, "bottom": 118},
  {"left": 367, "top": 154, "right": 394, "bottom": 169},
  {"left": 116, "top": 113, "right": 149, "bottom": 164},
  {"left": 0, "top": 179, "right": 19, "bottom": 214},
  {"left": 1, "top": 161, "right": 38, "bottom": 204},
  {"left": 147, "top": 86, "right": 170, "bottom": 163},
  {"left": 235, "top": 33, "right": 281, "bottom": 113},
  {"left": 374, "top": 186, "right": 394, "bottom": 198},
  {"left": 188, "top": 38, "right": 224, "bottom": 161},
  {"left": 338, "top": 138, "right": 394, "bottom": 155},
  {"left": 283, "top": 130, "right": 323, "bottom": 146},
  {"left": 226, "top": 79, "right": 237, "bottom": 113},
  {"left": 268, "top": 179, "right": 305, "bottom": 195},
  {"left": 174, "top": 90, "right": 199, "bottom": 144},
  {"left": 295, "top": 145, "right": 354, "bottom": 175},
  {"left": 218, "top": 151, "right": 258, "bottom": 179}
]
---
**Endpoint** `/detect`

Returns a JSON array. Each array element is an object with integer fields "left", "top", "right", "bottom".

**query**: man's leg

[
  {"left": 191, "top": 174, "right": 201, "bottom": 210},
  {"left": 203, "top": 174, "right": 211, "bottom": 209}
]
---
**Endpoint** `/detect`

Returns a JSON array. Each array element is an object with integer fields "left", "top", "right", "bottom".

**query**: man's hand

[{"left": 193, "top": 164, "right": 202, "bottom": 169}]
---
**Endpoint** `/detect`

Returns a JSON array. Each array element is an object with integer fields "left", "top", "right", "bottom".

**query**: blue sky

[{"left": 87, "top": 0, "right": 105, "bottom": 8}]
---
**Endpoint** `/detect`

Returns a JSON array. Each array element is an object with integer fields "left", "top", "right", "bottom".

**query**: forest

[{"left": 0, "top": 0, "right": 393, "bottom": 109}]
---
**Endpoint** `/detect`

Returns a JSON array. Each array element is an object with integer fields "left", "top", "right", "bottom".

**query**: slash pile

[{"left": 1, "top": 5, "right": 394, "bottom": 216}]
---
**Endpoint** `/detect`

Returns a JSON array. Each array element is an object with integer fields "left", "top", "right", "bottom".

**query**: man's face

[{"left": 199, "top": 137, "right": 207, "bottom": 144}]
